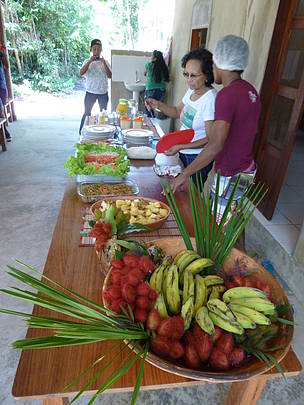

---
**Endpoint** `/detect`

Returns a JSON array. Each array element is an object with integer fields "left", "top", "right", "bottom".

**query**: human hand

[
  {"left": 164, "top": 145, "right": 181, "bottom": 156},
  {"left": 171, "top": 172, "right": 188, "bottom": 193},
  {"left": 146, "top": 98, "right": 160, "bottom": 110}
]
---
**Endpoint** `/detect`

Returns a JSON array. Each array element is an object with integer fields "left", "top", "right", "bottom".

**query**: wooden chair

[{"left": 0, "top": 118, "right": 7, "bottom": 151}]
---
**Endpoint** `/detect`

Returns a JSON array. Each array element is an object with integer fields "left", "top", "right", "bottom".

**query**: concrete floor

[{"left": 0, "top": 99, "right": 303, "bottom": 404}]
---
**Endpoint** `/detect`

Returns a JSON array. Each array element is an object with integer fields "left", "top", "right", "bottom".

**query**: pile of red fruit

[
  {"left": 103, "top": 252, "right": 157, "bottom": 322},
  {"left": 90, "top": 221, "right": 112, "bottom": 251},
  {"left": 147, "top": 310, "right": 245, "bottom": 370}
]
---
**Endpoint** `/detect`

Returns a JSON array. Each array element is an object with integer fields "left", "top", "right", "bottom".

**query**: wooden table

[{"left": 12, "top": 161, "right": 302, "bottom": 405}]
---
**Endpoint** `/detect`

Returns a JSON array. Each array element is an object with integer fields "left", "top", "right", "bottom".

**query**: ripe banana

[
  {"left": 149, "top": 256, "right": 171, "bottom": 292},
  {"left": 208, "top": 311, "right": 244, "bottom": 335},
  {"left": 229, "top": 303, "right": 271, "bottom": 325},
  {"left": 209, "top": 286, "right": 220, "bottom": 300},
  {"left": 195, "top": 306, "right": 215, "bottom": 336},
  {"left": 184, "top": 258, "right": 214, "bottom": 275},
  {"left": 181, "top": 296, "right": 194, "bottom": 330},
  {"left": 222, "top": 287, "right": 267, "bottom": 303},
  {"left": 228, "top": 297, "right": 275, "bottom": 313},
  {"left": 154, "top": 292, "right": 168, "bottom": 318},
  {"left": 165, "top": 264, "right": 181, "bottom": 315},
  {"left": 203, "top": 275, "right": 225, "bottom": 287},
  {"left": 173, "top": 250, "right": 196, "bottom": 264},
  {"left": 230, "top": 309, "right": 256, "bottom": 329},
  {"left": 193, "top": 275, "right": 207, "bottom": 315},
  {"left": 207, "top": 298, "right": 236, "bottom": 321},
  {"left": 183, "top": 270, "right": 195, "bottom": 305}
]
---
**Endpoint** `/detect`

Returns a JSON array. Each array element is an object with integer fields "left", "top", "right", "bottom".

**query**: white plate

[
  {"left": 84, "top": 124, "right": 116, "bottom": 134},
  {"left": 122, "top": 128, "right": 153, "bottom": 138}
]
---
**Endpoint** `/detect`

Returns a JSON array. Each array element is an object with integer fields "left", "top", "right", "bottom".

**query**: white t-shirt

[
  {"left": 82, "top": 59, "right": 111, "bottom": 94},
  {"left": 179, "top": 88, "right": 217, "bottom": 154}
]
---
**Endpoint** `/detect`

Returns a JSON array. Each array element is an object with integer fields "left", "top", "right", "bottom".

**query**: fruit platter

[
  {"left": 64, "top": 142, "right": 130, "bottom": 178},
  {"left": 102, "top": 237, "right": 293, "bottom": 381}
]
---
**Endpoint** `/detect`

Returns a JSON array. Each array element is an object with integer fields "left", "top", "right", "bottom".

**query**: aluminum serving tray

[{"left": 77, "top": 180, "right": 139, "bottom": 203}]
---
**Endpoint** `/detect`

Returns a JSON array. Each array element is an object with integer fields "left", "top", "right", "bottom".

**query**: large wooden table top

[{"left": 12, "top": 161, "right": 302, "bottom": 403}]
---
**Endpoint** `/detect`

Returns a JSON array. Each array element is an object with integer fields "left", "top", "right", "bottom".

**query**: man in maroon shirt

[{"left": 170, "top": 35, "right": 261, "bottom": 194}]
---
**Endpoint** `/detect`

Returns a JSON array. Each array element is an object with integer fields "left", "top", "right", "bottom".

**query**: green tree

[{"left": 2, "top": 0, "right": 93, "bottom": 92}]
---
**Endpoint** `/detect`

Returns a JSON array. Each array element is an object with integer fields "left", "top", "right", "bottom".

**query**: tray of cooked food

[
  {"left": 77, "top": 180, "right": 139, "bottom": 203},
  {"left": 64, "top": 142, "right": 130, "bottom": 182},
  {"left": 90, "top": 196, "right": 171, "bottom": 229}
]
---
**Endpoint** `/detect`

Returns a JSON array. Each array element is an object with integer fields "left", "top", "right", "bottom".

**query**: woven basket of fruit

[
  {"left": 102, "top": 237, "right": 293, "bottom": 381},
  {"left": 0, "top": 173, "right": 295, "bottom": 404}
]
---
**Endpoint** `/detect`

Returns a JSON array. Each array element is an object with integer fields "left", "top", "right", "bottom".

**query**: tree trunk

[
  {"left": 10, "top": 36, "right": 23, "bottom": 77},
  {"left": 126, "top": 0, "right": 134, "bottom": 49}
]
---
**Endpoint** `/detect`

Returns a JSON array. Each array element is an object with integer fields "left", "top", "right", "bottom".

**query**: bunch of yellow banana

[{"left": 149, "top": 256, "right": 171, "bottom": 292}]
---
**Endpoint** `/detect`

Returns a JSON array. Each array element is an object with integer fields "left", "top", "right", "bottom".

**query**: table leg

[
  {"left": 42, "top": 397, "right": 69, "bottom": 405},
  {"left": 225, "top": 377, "right": 267, "bottom": 405}
]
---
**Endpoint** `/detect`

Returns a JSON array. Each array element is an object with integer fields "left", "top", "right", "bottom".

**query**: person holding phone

[{"left": 79, "top": 39, "right": 112, "bottom": 134}]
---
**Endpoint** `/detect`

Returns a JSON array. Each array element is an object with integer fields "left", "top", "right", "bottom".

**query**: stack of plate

[
  {"left": 122, "top": 128, "right": 153, "bottom": 146},
  {"left": 82, "top": 124, "right": 116, "bottom": 141}
]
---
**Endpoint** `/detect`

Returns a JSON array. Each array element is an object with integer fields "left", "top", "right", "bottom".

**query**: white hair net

[{"left": 213, "top": 35, "right": 249, "bottom": 71}]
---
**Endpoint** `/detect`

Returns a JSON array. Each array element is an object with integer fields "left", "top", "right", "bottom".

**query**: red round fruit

[
  {"left": 134, "top": 308, "right": 147, "bottom": 323},
  {"left": 209, "top": 347, "right": 230, "bottom": 370},
  {"left": 150, "top": 336, "right": 170, "bottom": 357},
  {"left": 123, "top": 254, "right": 140, "bottom": 268},
  {"left": 121, "top": 283, "right": 136, "bottom": 304},
  {"left": 149, "top": 289, "right": 158, "bottom": 302},
  {"left": 111, "top": 270, "right": 122, "bottom": 285},
  {"left": 215, "top": 333, "right": 234, "bottom": 355},
  {"left": 185, "top": 344, "right": 201, "bottom": 369},
  {"left": 136, "top": 283, "right": 151, "bottom": 296},
  {"left": 128, "top": 269, "right": 144, "bottom": 285},
  {"left": 110, "top": 259, "right": 123, "bottom": 269},
  {"left": 212, "top": 326, "right": 223, "bottom": 343},
  {"left": 107, "top": 285, "right": 121, "bottom": 299},
  {"left": 229, "top": 347, "right": 246, "bottom": 367},
  {"left": 136, "top": 296, "right": 150, "bottom": 310},
  {"left": 146, "top": 309, "right": 162, "bottom": 331},
  {"left": 169, "top": 340, "right": 185, "bottom": 360},
  {"left": 139, "top": 255, "right": 155, "bottom": 274},
  {"left": 171, "top": 316, "right": 185, "bottom": 340}
]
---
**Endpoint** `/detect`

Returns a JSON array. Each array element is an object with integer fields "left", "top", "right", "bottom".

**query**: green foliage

[{"left": 2, "top": 0, "right": 93, "bottom": 92}]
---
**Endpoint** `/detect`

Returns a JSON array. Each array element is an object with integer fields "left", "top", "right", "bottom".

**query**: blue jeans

[
  {"left": 79, "top": 91, "right": 109, "bottom": 134},
  {"left": 144, "top": 88, "right": 165, "bottom": 117},
  {"left": 179, "top": 152, "right": 213, "bottom": 187}
]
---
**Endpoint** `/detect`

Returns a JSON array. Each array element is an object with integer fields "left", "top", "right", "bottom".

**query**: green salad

[{"left": 64, "top": 142, "right": 130, "bottom": 177}]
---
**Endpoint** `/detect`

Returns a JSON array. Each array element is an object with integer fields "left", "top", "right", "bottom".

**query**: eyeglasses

[{"left": 182, "top": 72, "right": 203, "bottom": 79}]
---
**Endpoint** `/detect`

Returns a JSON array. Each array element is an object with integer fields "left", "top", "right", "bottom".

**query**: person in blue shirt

[{"left": 0, "top": 44, "right": 11, "bottom": 141}]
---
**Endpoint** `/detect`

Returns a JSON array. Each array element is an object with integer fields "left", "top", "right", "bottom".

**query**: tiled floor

[{"left": 254, "top": 130, "right": 304, "bottom": 254}]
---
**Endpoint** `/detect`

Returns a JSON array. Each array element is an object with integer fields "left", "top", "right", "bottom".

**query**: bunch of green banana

[
  {"left": 222, "top": 286, "right": 274, "bottom": 326},
  {"left": 149, "top": 255, "right": 171, "bottom": 292},
  {"left": 164, "top": 264, "right": 181, "bottom": 315},
  {"left": 206, "top": 298, "right": 244, "bottom": 335},
  {"left": 174, "top": 250, "right": 214, "bottom": 285}
]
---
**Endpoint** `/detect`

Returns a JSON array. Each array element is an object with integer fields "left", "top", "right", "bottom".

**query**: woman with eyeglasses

[
  {"left": 144, "top": 50, "right": 170, "bottom": 117},
  {"left": 146, "top": 48, "right": 216, "bottom": 186}
]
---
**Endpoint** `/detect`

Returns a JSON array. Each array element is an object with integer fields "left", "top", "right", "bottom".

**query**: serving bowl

[
  {"left": 90, "top": 196, "right": 171, "bottom": 231},
  {"left": 102, "top": 237, "right": 294, "bottom": 382}
]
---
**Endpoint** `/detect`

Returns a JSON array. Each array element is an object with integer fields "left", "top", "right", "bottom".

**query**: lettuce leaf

[{"left": 64, "top": 142, "right": 130, "bottom": 177}]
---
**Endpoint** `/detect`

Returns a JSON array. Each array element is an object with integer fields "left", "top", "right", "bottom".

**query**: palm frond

[{"left": 161, "top": 170, "right": 267, "bottom": 266}]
